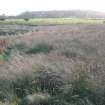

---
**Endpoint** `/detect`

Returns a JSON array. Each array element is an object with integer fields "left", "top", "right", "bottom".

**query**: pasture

[{"left": 0, "top": 18, "right": 104, "bottom": 25}]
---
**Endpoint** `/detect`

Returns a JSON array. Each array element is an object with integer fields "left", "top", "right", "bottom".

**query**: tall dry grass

[{"left": 0, "top": 24, "right": 105, "bottom": 105}]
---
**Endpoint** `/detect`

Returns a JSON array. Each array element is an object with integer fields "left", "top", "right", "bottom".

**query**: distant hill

[
  {"left": 0, "top": 10, "right": 105, "bottom": 19},
  {"left": 16, "top": 10, "right": 105, "bottom": 18}
]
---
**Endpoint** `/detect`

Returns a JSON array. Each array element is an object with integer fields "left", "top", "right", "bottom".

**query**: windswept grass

[{"left": 0, "top": 24, "right": 105, "bottom": 105}]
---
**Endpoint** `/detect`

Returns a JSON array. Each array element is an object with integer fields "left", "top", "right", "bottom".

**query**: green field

[{"left": 0, "top": 18, "right": 104, "bottom": 25}]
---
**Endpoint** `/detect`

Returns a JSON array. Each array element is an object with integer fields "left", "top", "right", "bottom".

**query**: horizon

[
  {"left": 0, "top": 0, "right": 105, "bottom": 16},
  {"left": 2, "top": 9, "right": 105, "bottom": 16}
]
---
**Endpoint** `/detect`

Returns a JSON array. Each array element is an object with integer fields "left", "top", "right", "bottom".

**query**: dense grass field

[
  {"left": 0, "top": 18, "right": 104, "bottom": 25},
  {"left": 1, "top": 23, "right": 105, "bottom": 105}
]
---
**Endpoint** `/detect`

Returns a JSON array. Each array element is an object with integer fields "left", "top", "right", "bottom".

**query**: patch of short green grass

[{"left": 0, "top": 18, "right": 103, "bottom": 25}]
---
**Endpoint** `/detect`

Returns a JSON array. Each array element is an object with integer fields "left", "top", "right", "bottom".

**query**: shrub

[
  {"left": 26, "top": 43, "right": 53, "bottom": 54},
  {"left": 24, "top": 18, "right": 29, "bottom": 21},
  {"left": 0, "top": 18, "right": 5, "bottom": 21},
  {"left": 8, "top": 43, "right": 54, "bottom": 55}
]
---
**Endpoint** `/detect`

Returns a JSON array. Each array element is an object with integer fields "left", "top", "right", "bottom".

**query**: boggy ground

[{"left": 0, "top": 24, "right": 105, "bottom": 105}]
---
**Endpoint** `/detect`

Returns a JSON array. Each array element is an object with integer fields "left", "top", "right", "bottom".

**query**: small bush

[
  {"left": 0, "top": 18, "right": 5, "bottom": 21},
  {"left": 26, "top": 43, "right": 53, "bottom": 54},
  {"left": 24, "top": 18, "right": 29, "bottom": 21},
  {"left": 8, "top": 43, "right": 53, "bottom": 55}
]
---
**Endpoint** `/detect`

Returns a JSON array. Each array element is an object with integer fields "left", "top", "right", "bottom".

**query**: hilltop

[{"left": 17, "top": 10, "right": 105, "bottom": 18}]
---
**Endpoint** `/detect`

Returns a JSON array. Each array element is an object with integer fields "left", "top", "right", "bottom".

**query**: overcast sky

[{"left": 0, "top": 0, "right": 105, "bottom": 15}]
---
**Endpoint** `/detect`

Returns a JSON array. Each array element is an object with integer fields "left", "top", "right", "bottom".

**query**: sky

[{"left": 0, "top": 0, "right": 105, "bottom": 15}]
